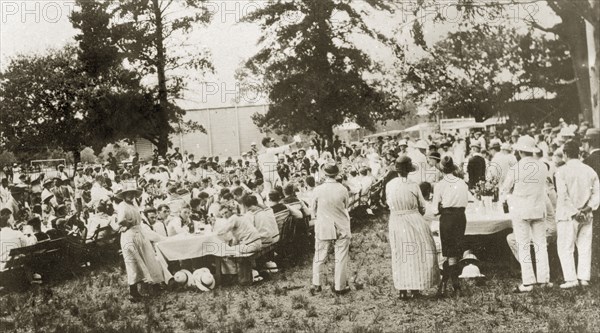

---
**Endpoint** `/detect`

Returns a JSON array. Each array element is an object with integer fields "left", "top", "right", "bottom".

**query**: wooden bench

[
  {"left": 0, "top": 237, "right": 85, "bottom": 287},
  {"left": 84, "top": 226, "right": 121, "bottom": 264}
]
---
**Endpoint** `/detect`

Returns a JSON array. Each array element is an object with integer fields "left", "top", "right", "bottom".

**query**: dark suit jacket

[
  {"left": 584, "top": 149, "right": 600, "bottom": 214},
  {"left": 584, "top": 150, "right": 600, "bottom": 178}
]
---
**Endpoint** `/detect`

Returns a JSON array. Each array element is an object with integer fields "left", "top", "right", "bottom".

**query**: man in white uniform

[
  {"left": 257, "top": 137, "right": 300, "bottom": 193},
  {"left": 555, "top": 141, "right": 600, "bottom": 288},
  {"left": 501, "top": 136, "right": 550, "bottom": 292}
]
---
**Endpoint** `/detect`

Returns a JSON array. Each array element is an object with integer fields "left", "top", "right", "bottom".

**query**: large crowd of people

[{"left": 0, "top": 118, "right": 598, "bottom": 301}]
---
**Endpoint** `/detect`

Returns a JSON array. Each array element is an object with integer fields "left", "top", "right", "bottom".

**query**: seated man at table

[
  {"left": 242, "top": 194, "right": 279, "bottom": 246},
  {"left": 167, "top": 204, "right": 193, "bottom": 236},
  {"left": 214, "top": 202, "right": 262, "bottom": 254},
  {"left": 1, "top": 208, "right": 27, "bottom": 271},
  {"left": 268, "top": 190, "right": 303, "bottom": 230},
  {"left": 213, "top": 201, "right": 263, "bottom": 277}
]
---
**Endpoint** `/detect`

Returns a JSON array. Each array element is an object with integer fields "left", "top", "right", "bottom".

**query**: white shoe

[
  {"left": 579, "top": 280, "right": 590, "bottom": 287},
  {"left": 538, "top": 282, "right": 553, "bottom": 288},
  {"left": 560, "top": 281, "right": 579, "bottom": 289},
  {"left": 514, "top": 284, "right": 534, "bottom": 293}
]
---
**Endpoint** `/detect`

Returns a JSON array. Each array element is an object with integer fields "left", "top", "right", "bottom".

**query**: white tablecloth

[
  {"left": 428, "top": 203, "right": 512, "bottom": 236},
  {"left": 155, "top": 233, "right": 251, "bottom": 261}
]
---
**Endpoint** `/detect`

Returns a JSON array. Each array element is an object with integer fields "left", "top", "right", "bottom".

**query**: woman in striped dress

[{"left": 386, "top": 156, "right": 439, "bottom": 298}]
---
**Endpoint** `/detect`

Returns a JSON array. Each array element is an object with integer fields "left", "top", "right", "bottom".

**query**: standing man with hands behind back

[
  {"left": 501, "top": 135, "right": 550, "bottom": 293},
  {"left": 310, "top": 163, "right": 351, "bottom": 295}
]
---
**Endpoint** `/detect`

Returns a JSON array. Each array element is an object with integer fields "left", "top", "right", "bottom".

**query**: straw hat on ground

[{"left": 193, "top": 268, "right": 215, "bottom": 291}]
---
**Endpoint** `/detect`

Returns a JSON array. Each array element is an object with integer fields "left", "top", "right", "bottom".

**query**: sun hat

[
  {"left": 115, "top": 180, "right": 142, "bottom": 199},
  {"left": 513, "top": 135, "right": 538, "bottom": 153},
  {"left": 414, "top": 140, "right": 428, "bottom": 150},
  {"left": 470, "top": 141, "right": 481, "bottom": 149},
  {"left": 322, "top": 163, "right": 339, "bottom": 177},
  {"left": 174, "top": 269, "right": 195, "bottom": 288},
  {"left": 459, "top": 250, "right": 479, "bottom": 263},
  {"left": 428, "top": 152, "right": 441, "bottom": 161},
  {"left": 459, "top": 264, "right": 485, "bottom": 279},
  {"left": 193, "top": 268, "right": 215, "bottom": 291},
  {"left": 58, "top": 164, "right": 65, "bottom": 169},
  {"left": 584, "top": 128, "right": 599, "bottom": 141},
  {"left": 41, "top": 191, "right": 54, "bottom": 203},
  {"left": 398, "top": 139, "right": 408, "bottom": 146},
  {"left": 252, "top": 269, "right": 263, "bottom": 283},
  {"left": 264, "top": 261, "right": 279, "bottom": 273},
  {"left": 43, "top": 178, "right": 54, "bottom": 187}
]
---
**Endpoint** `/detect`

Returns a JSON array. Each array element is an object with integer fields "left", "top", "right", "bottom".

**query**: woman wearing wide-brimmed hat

[
  {"left": 386, "top": 156, "right": 439, "bottom": 299},
  {"left": 432, "top": 156, "right": 469, "bottom": 296},
  {"left": 116, "top": 181, "right": 165, "bottom": 302}
]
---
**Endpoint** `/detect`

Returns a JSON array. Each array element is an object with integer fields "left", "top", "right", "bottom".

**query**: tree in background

[
  {"left": 71, "top": 0, "right": 213, "bottom": 155},
  {"left": 98, "top": 142, "right": 134, "bottom": 163},
  {"left": 0, "top": 46, "right": 153, "bottom": 168},
  {"left": 407, "top": 0, "right": 599, "bottom": 126},
  {"left": 80, "top": 148, "right": 97, "bottom": 165},
  {"left": 239, "top": 0, "right": 403, "bottom": 144},
  {"left": 404, "top": 24, "right": 576, "bottom": 122}
]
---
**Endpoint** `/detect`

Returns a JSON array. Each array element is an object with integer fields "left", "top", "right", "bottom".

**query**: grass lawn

[{"left": 1, "top": 213, "right": 599, "bottom": 333}]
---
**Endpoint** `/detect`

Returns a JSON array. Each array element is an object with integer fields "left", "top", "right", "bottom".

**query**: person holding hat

[
  {"left": 432, "top": 156, "right": 469, "bottom": 296},
  {"left": 310, "top": 163, "right": 352, "bottom": 295},
  {"left": 386, "top": 156, "right": 439, "bottom": 298},
  {"left": 501, "top": 135, "right": 551, "bottom": 292},
  {"left": 116, "top": 181, "right": 165, "bottom": 302},
  {"left": 583, "top": 128, "right": 600, "bottom": 279},
  {"left": 466, "top": 141, "right": 486, "bottom": 189},
  {"left": 555, "top": 140, "right": 599, "bottom": 289}
]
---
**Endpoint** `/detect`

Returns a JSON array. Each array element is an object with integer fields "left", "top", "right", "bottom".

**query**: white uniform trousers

[
  {"left": 312, "top": 237, "right": 350, "bottom": 290},
  {"left": 513, "top": 218, "right": 549, "bottom": 285},
  {"left": 557, "top": 217, "right": 593, "bottom": 282}
]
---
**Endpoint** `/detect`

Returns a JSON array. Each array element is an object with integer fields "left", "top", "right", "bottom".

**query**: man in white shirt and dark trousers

[
  {"left": 501, "top": 135, "right": 551, "bottom": 292},
  {"left": 555, "top": 140, "right": 600, "bottom": 289},
  {"left": 311, "top": 163, "right": 351, "bottom": 295},
  {"left": 432, "top": 156, "right": 469, "bottom": 297}
]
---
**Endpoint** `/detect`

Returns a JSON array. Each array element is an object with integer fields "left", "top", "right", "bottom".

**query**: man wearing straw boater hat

[
  {"left": 501, "top": 135, "right": 551, "bottom": 292},
  {"left": 310, "top": 163, "right": 351, "bottom": 295},
  {"left": 116, "top": 180, "right": 165, "bottom": 302}
]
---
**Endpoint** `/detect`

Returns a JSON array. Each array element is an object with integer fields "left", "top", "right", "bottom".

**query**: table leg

[{"left": 214, "top": 257, "right": 222, "bottom": 287}]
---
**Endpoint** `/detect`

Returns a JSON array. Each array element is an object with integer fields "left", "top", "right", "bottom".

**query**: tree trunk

[
  {"left": 559, "top": 12, "right": 593, "bottom": 124},
  {"left": 151, "top": 0, "right": 169, "bottom": 157}
]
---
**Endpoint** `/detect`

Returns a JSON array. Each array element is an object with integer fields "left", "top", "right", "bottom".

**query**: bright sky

[{"left": 0, "top": 0, "right": 559, "bottom": 109}]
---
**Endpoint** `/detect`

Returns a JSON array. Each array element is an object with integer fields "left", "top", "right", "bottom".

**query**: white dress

[
  {"left": 117, "top": 201, "right": 164, "bottom": 285},
  {"left": 386, "top": 177, "right": 439, "bottom": 290}
]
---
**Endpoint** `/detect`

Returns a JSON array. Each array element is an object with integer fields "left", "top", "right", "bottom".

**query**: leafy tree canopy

[{"left": 240, "top": 0, "right": 403, "bottom": 140}]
